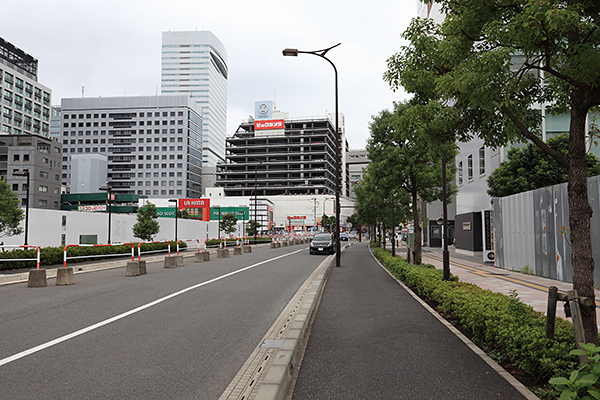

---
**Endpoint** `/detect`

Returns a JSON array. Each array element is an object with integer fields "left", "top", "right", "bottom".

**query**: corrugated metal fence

[{"left": 493, "top": 175, "right": 600, "bottom": 284}]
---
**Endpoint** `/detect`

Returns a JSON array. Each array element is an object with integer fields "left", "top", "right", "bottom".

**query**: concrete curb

[
  {"left": 369, "top": 246, "right": 540, "bottom": 400},
  {"left": 254, "top": 254, "right": 334, "bottom": 400}
]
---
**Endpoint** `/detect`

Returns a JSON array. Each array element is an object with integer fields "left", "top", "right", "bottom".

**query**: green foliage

[
  {"left": 321, "top": 214, "right": 336, "bottom": 232},
  {"left": 386, "top": 0, "right": 600, "bottom": 343},
  {"left": 0, "top": 179, "right": 24, "bottom": 238},
  {"left": 372, "top": 247, "right": 580, "bottom": 391},
  {"left": 220, "top": 212, "right": 238, "bottom": 236},
  {"left": 246, "top": 220, "right": 261, "bottom": 237},
  {"left": 133, "top": 202, "right": 160, "bottom": 241},
  {"left": 488, "top": 133, "right": 600, "bottom": 198},
  {"left": 550, "top": 343, "right": 600, "bottom": 400}
]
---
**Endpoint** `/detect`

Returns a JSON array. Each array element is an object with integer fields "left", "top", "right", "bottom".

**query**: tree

[
  {"left": 386, "top": 2, "right": 600, "bottom": 342},
  {"left": 246, "top": 220, "right": 261, "bottom": 238},
  {"left": 321, "top": 215, "right": 336, "bottom": 232},
  {"left": 488, "top": 133, "right": 600, "bottom": 198},
  {"left": 0, "top": 180, "right": 24, "bottom": 238},
  {"left": 367, "top": 101, "right": 456, "bottom": 264},
  {"left": 133, "top": 202, "right": 160, "bottom": 241},
  {"left": 220, "top": 212, "right": 238, "bottom": 236}
]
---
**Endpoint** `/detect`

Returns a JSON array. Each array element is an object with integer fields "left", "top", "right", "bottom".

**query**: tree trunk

[
  {"left": 382, "top": 222, "right": 387, "bottom": 250},
  {"left": 568, "top": 93, "right": 598, "bottom": 344},
  {"left": 412, "top": 186, "right": 422, "bottom": 265}
]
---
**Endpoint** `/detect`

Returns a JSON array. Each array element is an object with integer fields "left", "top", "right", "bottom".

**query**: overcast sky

[{"left": 3, "top": 0, "right": 415, "bottom": 150}]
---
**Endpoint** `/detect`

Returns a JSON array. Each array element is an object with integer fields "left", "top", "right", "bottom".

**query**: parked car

[
  {"left": 309, "top": 233, "right": 336, "bottom": 255},
  {"left": 340, "top": 232, "right": 349, "bottom": 241}
]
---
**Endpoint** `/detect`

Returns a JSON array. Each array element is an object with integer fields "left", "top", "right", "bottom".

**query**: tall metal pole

[
  {"left": 283, "top": 43, "right": 341, "bottom": 267},
  {"left": 107, "top": 188, "right": 112, "bottom": 244},
  {"left": 254, "top": 167, "right": 258, "bottom": 244},
  {"left": 442, "top": 157, "right": 450, "bottom": 280},
  {"left": 23, "top": 172, "right": 29, "bottom": 245}
]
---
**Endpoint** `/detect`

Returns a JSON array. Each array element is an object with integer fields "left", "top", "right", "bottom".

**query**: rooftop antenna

[{"left": 82, "top": 86, "right": 84, "bottom": 97}]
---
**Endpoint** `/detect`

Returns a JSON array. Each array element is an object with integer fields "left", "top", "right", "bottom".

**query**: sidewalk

[
  {"left": 291, "top": 241, "right": 536, "bottom": 399},
  {"left": 415, "top": 243, "right": 600, "bottom": 328}
]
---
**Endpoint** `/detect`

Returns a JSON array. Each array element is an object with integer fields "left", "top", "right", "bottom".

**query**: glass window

[
  {"left": 479, "top": 147, "right": 485, "bottom": 175},
  {"left": 467, "top": 155, "right": 473, "bottom": 180}
]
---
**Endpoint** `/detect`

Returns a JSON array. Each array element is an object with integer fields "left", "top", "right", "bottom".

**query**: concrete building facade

[
  {"left": 216, "top": 104, "right": 349, "bottom": 198},
  {"left": 60, "top": 95, "right": 203, "bottom": 198},
  {"left": 0, "top": 134, "right": 62, "bottom": 209},
  {"left": 0, "top": 37, "right": 52, "bottom": 138}
]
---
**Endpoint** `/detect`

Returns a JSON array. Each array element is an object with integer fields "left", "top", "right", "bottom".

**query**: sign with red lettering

[{"left": 255, "top": 119, "right": 284, "bottom": 130}]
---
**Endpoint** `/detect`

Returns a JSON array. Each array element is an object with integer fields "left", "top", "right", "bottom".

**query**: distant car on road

[
  {"left": 340, "top": 232, "right": 349, "bottom": 241},
  {"left": 309, "top": 233, "right": 336, "bottom": 255}
]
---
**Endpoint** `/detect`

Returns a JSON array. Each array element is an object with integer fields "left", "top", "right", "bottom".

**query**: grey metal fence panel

[
  {"left": 494, "top": 191, "right": 535, "bottom": 272},
  {"left": 493, "top": 175, "right": 600, "bottom": 284},
  {"left": 493, "top": 199, "right": 504, "bottom": 269}
]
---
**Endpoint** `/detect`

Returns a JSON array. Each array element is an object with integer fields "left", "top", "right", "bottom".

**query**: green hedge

[
  {"left": 0, "top": 242, "right": 186, "bottom": 271},
  {"left": 372, "top": 247, "right": 579, "bottom": 395},
  {"left": 204, "top": 236, "right": 272, "bottom": 248}
]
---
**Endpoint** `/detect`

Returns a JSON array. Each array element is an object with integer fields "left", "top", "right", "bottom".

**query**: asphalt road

[
  {"left": 292, "top": 241, "right": 528, "bottom": 399},
  {"left": 0, "top": 245, "right": 322, "bottom": 400}
]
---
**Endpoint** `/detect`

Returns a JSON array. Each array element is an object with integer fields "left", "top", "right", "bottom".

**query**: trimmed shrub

[{"left": 373, "top": 248, "right": 580, "bottom": 393}]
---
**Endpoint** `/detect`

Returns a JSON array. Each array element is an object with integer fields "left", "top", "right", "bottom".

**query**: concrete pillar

[
  {"left": 233, "top": 247, "right": 242, "bottom": 255},
  {"left": 202, "top": 251, "right": 210, "bottom": 261},
  {"left": 217, "top": 249, "right": 230, "bottom": 258},
  {"left": 27, "top": 269, "right": 47, "bottom": 288},
  {"left": 56, "top": 267, "right": 75, "bottom": 285},
  {"left": 243, "top": 245, "right": 252, "bottom": 253},
  {"left": 194, "top": 253, "right": 204, "bottom": 263},
  {"left": 164, "top": 256, "right": 178, "bottom": 268},
  {"left": 126, "top": 262, "right": 141, "bottom": 276}
]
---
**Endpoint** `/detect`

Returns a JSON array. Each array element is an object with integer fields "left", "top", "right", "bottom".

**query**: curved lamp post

[
  {"left": 13, "top": 170, "right": 30, "bottom": 245},
  {"left": 283, "top": 43, "right": 341, "bottom": 267}
]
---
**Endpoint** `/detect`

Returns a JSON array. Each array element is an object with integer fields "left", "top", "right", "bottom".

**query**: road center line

[{"left": 0, "top": 249, "right": 305, "bottom": 367}]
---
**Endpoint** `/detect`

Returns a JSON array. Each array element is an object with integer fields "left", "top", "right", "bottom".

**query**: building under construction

[{"left": 216, "top": 114, "right": 349, "bottom": 197}]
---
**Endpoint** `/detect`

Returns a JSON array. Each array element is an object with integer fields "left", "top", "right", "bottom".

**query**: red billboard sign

[
  {"left": 178, "top": 198, "right": 211, "bottom": 221},
  {"left": 255, "top": 119, "right": 284, "bottom": 130}
]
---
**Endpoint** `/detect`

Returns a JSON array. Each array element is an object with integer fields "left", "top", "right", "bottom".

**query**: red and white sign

[
  {"left": 179, "top": 198, "right": 210, "bottom": 208},
  {"left": 79, "top": 205, "right": 107, "bottom": 212},
  {"left": 287, "top": 215, "right": 307, "bottom": 220},
  {"left": 255, "top": 119, "right": 284, "bottom": 130}
]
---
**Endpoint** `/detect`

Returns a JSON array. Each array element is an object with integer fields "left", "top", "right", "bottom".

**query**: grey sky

[{"left": 3, "top": 0, "right": 414, "bottom": 149}]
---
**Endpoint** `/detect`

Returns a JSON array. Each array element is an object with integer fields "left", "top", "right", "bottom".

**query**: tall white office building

[{"left": 161, "top": 31, "right": 228, "bottom": 168}]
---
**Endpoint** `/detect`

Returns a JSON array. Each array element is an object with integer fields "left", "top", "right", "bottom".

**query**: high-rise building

[
  {"left": 161, "top": 31, "right": 228, "bottom": 168},
  {"left": 60, "top": 95, "right": 203, "bottom": 198},
  {"left": 216, "top": 102, "right": 349, "bottom": 197},
  {"left": 0, "top": 37, "right": 52, "bottom": 137}
]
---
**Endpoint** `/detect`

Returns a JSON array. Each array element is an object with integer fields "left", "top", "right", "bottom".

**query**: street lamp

[
  {"left": 13, "top": 170, "right": 30, "bottom": 245},
  {"left": 99, "top": 186, "right": 112, "bottom": 244},
  {"left": 283, "top": 43, "right": 342, "bottom": 267},
  {"left": 168, "top": 199, "right": 178, "bottom": 243}
]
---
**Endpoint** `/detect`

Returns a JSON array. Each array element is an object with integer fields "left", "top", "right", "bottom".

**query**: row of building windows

[
  {"left": 1, "top": 69, "right": 50, "bottom": 105},
  {"left": 63, "top": 111, "right": 184, "bottom": 119},
  {"left": 62, "top": 128, "right": 185, "bottom": 136},
  {"left": 457, "top": 147, "right": 486, "bottom": 185},
  {"left": 63, "top": 137, "right": 183, "bottom": 145},
  {"left": 63, "top": 120, "right": 184, "bottom": 128}
]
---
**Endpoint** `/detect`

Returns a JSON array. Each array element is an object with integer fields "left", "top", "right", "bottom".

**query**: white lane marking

[{"left": 0, "top": 249, "right": 305, "bottom": 367}]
